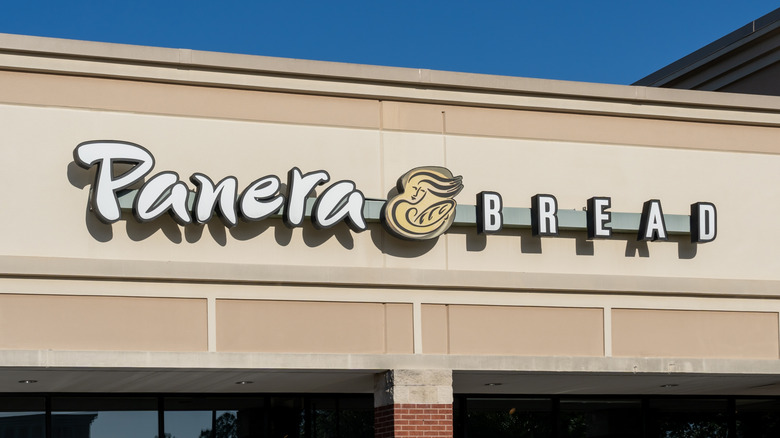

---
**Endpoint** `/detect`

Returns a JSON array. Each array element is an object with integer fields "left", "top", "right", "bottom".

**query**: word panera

[
  {"left": 74, "top": 141, "right": 717, "bottom": 243},
  {"left": 74, "top": 141, "right": 366, "bottom": 231}
]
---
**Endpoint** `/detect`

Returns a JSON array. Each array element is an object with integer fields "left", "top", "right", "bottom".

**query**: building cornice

[{"left": 2, "top": 33, "right": 780, "bottom": 126}]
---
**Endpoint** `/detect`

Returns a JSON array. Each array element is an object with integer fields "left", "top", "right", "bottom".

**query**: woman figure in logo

[{"left": 383, "top": 166, "right": 463, "bottom": 240}]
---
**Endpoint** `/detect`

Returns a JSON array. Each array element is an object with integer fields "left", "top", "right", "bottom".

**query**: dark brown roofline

[{"left": 634, "top": 7, "right": 780, "bottom": 86}]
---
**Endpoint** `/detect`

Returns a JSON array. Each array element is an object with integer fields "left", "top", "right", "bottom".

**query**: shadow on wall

[
  {"left": 369, "top": 223, "right": 438, "bottom": 258},
  {"left": 447, "top": 227, "right": 697, "bottom": 259}
]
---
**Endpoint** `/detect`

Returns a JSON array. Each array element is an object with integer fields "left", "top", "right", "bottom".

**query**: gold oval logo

[{"left": 382, "top": 167, "right": 463, "bottom": 240}]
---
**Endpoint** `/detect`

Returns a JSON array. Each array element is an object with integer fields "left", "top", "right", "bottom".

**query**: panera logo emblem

[{"left": 381, "top": 167, "right": 464, "bottom": 240}]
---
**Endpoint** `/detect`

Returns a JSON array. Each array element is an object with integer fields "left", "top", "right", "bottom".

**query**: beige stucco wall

[
  {"left": 1, "top": 82, "right": 779, "bottom": 281},
  {"left": 612, "top": 309, "right": 779, "bottom": 359},
  {"left": 216, "top": 300, "right": 413, "bottom": 354},
  {"left": 0, "top": 294, "right": 207, "bottom": 351},
  {"left": 422, "top": 304, "right": 603, "bottom": 356},
  {"left": 1, "top": 35, "right": 780, "bottom": 367}
]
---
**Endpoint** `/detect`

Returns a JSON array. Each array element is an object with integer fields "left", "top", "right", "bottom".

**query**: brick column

[{"left": 374, "top": 369, "right": 453, "bottom": 438}]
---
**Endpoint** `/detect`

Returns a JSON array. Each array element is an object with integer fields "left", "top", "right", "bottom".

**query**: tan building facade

[{"left": 1, "top": 32, "right": 780, "bottom": 437}]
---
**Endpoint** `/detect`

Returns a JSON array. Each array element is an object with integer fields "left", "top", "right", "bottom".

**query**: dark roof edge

[{"left": 633, "top": 7, "right": 780, "bottom": 86}]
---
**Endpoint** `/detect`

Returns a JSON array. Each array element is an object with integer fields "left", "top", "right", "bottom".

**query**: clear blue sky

[{"left": 1, "top": 1, "right": 778, "bottom": 85}]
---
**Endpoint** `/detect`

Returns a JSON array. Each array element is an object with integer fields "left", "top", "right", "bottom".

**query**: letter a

[{"left": 638, "top": 199, "right": 668, "bottom": 241}]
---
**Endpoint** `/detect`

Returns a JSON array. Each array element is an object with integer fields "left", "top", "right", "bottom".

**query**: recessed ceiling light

[
  {"left": 659, "top": 384, "right": 679, "bottom": 388},
  {"left": 18, "top": 380, "right": 37, "bottom": 384},
  {"left": 484, "top": 383, "right": 502, "bottom": 386},
  {"left": 235, "top": 380, "right": 253, "bottom": 385}
]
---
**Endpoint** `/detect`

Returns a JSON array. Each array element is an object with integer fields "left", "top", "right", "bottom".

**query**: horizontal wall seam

[{"left": 1, "top": 284, "right": 779, "bottom": 313}]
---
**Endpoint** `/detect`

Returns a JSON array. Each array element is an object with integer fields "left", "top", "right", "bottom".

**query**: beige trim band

[
  {"left": 2, "top": 255, "right": 779, "bottom": 298},
  {"left": 4, "top": 72, "right": 780, "bottom": 154}
]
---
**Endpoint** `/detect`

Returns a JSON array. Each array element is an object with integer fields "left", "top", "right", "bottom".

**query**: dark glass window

[
  {"left": 20, "top": 393, "right": 780, "bottom": 438},
  {"left": 309, "top": 396, "right": 372, "bottom": 438},
  {"left": 268, "top": 397, "right": 305, "bottom": 438},
  {"left": 310, "top": 398, "right": 337, "bottom": 438},
  {"left": 164, "top": 397, "right": 254, "bottom": 438},
  {"left": 164, "top": 396, "right": 369, "bottom": 438},
  {"left": 646, "top": 398, "right": 728, "bottom": 438},
  {"left": 164, "top": 396, "right": 305, "bottom": 438},
  {"left": 559, "top": 399, "right": 642, "bottom": 438},
  {"left": 464, "top": 397, "right": 552, "bottom": 438},
  {"left": 0, "top": 397, "right": 46, "bottom": 438},
  {"left": 0, "top": 395, "right": 374, "bottom": 438},
  {"left": 735, "top": 399, "right": 780, "bottom": 438},
  {"left": 336, "top": 396, "right": 373, "bottom": 438},
  {"left": 51, "top": 397, "right": 158, "bottom": 438},
  {"left": 457, "top": 395, "right": 780, "bottom": 437}
]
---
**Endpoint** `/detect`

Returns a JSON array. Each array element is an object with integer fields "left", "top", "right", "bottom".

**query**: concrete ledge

[
  {"left": 2, "top": 350, "right": 780, "bottom": 376},
  {"left": 2, "top": 350, "right": 780, "bottom": 394}
]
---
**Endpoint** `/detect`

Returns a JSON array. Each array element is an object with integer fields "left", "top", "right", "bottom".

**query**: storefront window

[
  {"left": 164, "top": 397, "right": 250, "bottom": 438},
  {"left": 310, "top": 397, "right": 337, "bottom": 438},
  {"left": 457, "top": 396, "right": 780, "bottom": 437},
  {"left": 647, "top": 398, "right": 728, "bottom": 438},
  {"left": 735, "top": 399, "right": 780, "bottom": 438},
  {"left": 309, "top": 396, "right": 372, "bottom": 438},
  {"left": 1, "top": 395, "right": 373, "bottom": 438},
  {"left": 0, "top": 397, "right": 45, "bottom": 438},
  {"left": 559, "top": 399, "right": 643, "bottom": 438},
  {"left": 164, "top": 396, "right": 306, "bottom": 438},
  {"left": 51, "top": 397, "right": 157, "bottom": 438},
  {"left": 18, "top": 394, "right": 780, "bottom": 438},
  {"left": 335, "top": 396, "right": 373, "bottom": 438},
  {"left": 268, "top": 397, "right": 305, "bottom": 438},
  {"left": 463, "top": 397, "right": 552, "bottom": 438}
]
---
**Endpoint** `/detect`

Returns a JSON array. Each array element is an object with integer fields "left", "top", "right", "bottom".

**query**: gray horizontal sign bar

[{"left": 116, "top": 189, "right": 691, "bottom": 235}]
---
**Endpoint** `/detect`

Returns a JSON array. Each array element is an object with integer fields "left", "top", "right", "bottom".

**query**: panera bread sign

[{"left": 74, "top": 141, "right": 717, "bottom": 244}]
